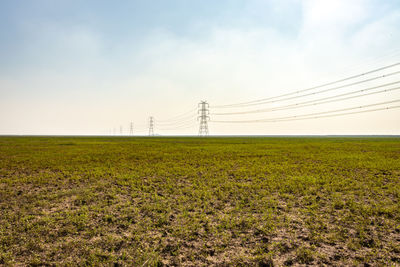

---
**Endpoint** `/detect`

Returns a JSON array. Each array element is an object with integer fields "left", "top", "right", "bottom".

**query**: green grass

[{"left": 0, "top": 136, "right": 399, "bottom": 265}]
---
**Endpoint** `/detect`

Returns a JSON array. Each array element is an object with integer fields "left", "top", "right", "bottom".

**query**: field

[{"left": 0, "top": 136, "right": 399, "bottom": 266}]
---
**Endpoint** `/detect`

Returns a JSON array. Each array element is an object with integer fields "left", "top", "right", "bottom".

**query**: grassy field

[{"left": 0, "top": 136, "right": 399, "bottom": 266}]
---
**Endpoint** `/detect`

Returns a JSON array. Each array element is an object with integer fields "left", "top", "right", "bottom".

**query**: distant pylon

[
  {"left": 198, "top": 101, "right": 210, "bottom": 136},
  {"left": 120, "top": 125, "right": 123, "bottom": 135},
  {"left": 148, "top": 116, "right": 155, "bottom": 136},
  {"left": 129, "top": 122, "right": 134, "bottom": 135}
]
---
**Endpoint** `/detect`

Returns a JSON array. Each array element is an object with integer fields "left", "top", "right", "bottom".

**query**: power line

[
  {"left": 158, "top": 124, "right": 197, "bottom": 131},
  {"left": 133, "top": 125, "right": 148, "bottom": 130},
  {"left": 132, "top": 129, "right": 148, "bottom": 134},
  {"left": 156, "top": 114, "right": 197, "bottom": 126},
  {"left": 106, "top": 60, "right": 400, "bottom": 135},
  {"left": 157, "top": 108, "right": 197, "bottom": 122},
  {"left": 211, "top": 99, "right": 400, "bottom": 123},
  {"left": 213, "top": 70, "right": 400, "bottom": 109},
  {"left": 157, "top": 120, "right": 197, "bottom": 130},
  {"left": 212, "top": 62, "right": 400, "bottom": 108},
  {"left": 330, "top": 48, "right": 400, "bottom": 80},
  {"left": 264, "top": 105, "right": 400, "bottom": 122},
  {"left": 211, "top": 81, "right": 400, "bottom": 115}
]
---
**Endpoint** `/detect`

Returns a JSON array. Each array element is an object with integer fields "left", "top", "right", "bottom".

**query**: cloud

[{"left": 1, "top": 0, "right": 399, "bottom": 135}]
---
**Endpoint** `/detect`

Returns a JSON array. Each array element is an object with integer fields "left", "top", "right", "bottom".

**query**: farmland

[{"left": 0, "top": 136, "right": 399, "bottom": 266}]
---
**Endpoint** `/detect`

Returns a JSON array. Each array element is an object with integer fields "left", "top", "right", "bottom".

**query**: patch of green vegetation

[{"left": 0, "top": 136, "right": 399, "bottom": 265}]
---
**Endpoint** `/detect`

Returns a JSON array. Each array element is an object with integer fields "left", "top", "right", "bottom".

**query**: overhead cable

[
  {"left": 211, "top": 99, "right": 400, "bottom": 123},
  {"left": 212, "top": 62, "right": 400, "bottom": 108}
]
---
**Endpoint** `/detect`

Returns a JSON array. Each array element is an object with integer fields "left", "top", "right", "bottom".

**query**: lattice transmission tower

[
  {"left": 129, "top": 122, "right": 134, "bottom": 135},
  {"left": 198, "top": 101, "right": 210, "bottom": 136},
  {"left": 148, "top": 116, "right": 155, "bottom": 136}
]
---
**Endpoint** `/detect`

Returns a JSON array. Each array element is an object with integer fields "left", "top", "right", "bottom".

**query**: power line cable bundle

[
  {"left": 210, "top": 62, "right": 400, "bottom": 124},
  {"left": 156, "top": 107, "right": 198, "bottom": 132},
  {"left": 211, "top": 62, "right": 400, "bottom": 109},
  {"left": 109, "top": 60, "right": 400, "bottom": 135}
]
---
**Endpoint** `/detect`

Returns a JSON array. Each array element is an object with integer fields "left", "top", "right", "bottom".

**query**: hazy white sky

[{"left": 0, "top": 0, "right": 399, "bottom": 135}]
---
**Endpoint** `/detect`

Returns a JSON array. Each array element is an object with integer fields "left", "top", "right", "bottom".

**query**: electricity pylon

[
  {"left": 120, "top": 125, "right": 123, "bottom": 135},
  {"left": 198, "top": 101, "right": 210, "bottom": 136},
  {"left": 129, "top": 122, "right": 134, "bottom": 135},
  {"left": 148, "top": 116, "right": 154, "bottom": 136}
]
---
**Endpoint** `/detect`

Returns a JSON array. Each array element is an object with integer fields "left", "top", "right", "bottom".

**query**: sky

[{"left": 0, "top": 0, "right": 400, "bottom": 135}]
